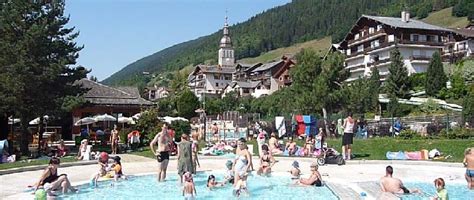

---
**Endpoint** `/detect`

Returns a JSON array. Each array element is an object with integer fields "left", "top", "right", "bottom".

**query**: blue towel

[{"left": 303, "top": 115, "right": 312, "bottom": 124}]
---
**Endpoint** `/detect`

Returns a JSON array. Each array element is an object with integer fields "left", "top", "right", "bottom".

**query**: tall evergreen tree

[
  {"left": 369, "top": 66, "right": 381, "bottom": 111},
  {"left": 463, "top": 87, "right": 474, "bottom": 125},
  {"left": 0, "top": 1, "right": 86, "bottom": 153},
  {"left": 425, "top": 51, "right": 447, "bottom": 97},
  {"left": 176, "top": 89, "right": 199, "bottom": 119},
  {"left": 385, "top": 48, "right": 410, "bottom": 99}
]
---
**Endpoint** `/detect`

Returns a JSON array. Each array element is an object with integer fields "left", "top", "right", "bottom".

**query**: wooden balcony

[
  {"left": 399, "top": 40, "right": 444, "bottom": 46},
  {"left": 348, "top": 30, "right": 386, "bottom": 46}
]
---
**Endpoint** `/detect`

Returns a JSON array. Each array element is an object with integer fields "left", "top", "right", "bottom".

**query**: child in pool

[
  {"left": 289, "top": 161, "right": 301, "bottom": 180},
  {"left": 224, "top": 160, "right": 235, "bottom": 184},
  {"left": 207, "top": 175, "right": 224, "bottom": 189},
  {"left": 233, "top": 178, "right": 249, "bottom": 197},
  {"left": 91, "top": 152, "right": 109, "bottom": 186},
  {"left": 111, "top": 156, "right": 127, "bottom": 181},
  {"left": 431, "top": 178, "right": 448, "bottom": 200},
  {"left": 183, "top": 172, "right": 196, "bottom": 200}
]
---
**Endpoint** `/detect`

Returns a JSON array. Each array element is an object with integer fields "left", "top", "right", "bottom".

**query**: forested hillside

[{"left": 103, "top": 0, "right": 470, "bottom": 86}]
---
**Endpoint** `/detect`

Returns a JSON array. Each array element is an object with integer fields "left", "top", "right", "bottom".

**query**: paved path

[{"left": 0, "top": 154, "right": 467, "bottom": 200}]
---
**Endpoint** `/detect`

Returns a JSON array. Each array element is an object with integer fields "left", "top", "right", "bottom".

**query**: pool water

[
  {"left": 400, "top": 182, "right": 474, "bottom": 200},
  {"left": 61, "top": 172, "right": 338, "bottom": 200}
]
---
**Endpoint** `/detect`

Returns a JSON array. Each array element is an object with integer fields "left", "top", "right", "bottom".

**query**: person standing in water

[
  {"left": 342, "top": 112, "right": 355, "bottom": 160},
  {"left": 464, "top": 147, "right": 474, "bottom": 189},
  {"left": 150, "top": 123, "right": 171, "bottom": 182},
  {"left": 178, "top": 134, "right": 194, "bottom": 183}
]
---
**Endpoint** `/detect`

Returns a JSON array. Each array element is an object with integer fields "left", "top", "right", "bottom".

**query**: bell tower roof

[{"left": 219, "top": 15, "right": 232, "bottom": 48}]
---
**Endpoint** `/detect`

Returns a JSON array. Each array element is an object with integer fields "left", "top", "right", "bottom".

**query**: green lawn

[
  {"left": 0, "top": 156, "right": 77, "bottom": 171},
  {"left": 130, "top": 138, "right": 472, "bottom": 163}
]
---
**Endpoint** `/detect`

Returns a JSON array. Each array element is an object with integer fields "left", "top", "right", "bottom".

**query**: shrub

[
  {"left": 171, "top": 120, "right": 191, "bottom": 142},
  {"left": 440, "top": 128, "right": 474, "bottom": 139},
  {"left": 119, "top": 128, "right": 131, "bottom": 143},
  {"left": 398, "top": 129, "right": 420, "bottom": 140}
]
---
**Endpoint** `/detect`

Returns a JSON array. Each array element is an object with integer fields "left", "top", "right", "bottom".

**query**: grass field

[
  {"left": 238, "top": 37, "right": 332, "bottom": 64},
  {"left": 0, "top": 156, "right": 77, "bottom": 171},
  {"left": 131, "top": 138, "right": 472, "bottom": 163},
  {"left": 422, "top": 7, "right": 469, "bottom": 28}
]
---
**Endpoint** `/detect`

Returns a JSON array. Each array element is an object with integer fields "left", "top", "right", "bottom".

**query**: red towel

[{"left": 296, "top": 115, "right": 305, "bottom": 136}]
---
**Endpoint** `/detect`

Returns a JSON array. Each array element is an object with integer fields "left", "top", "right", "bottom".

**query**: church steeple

[{"left": 218, "top": 12, "right": 234, "bottom": 67}]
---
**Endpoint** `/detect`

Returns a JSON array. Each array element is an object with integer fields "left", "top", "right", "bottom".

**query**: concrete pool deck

[{"left": 0, "top": 154, "right": 467, "bottom": 200}]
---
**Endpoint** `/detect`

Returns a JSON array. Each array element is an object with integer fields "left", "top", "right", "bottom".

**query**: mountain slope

[
  {"left": 422, "top": 7, "right": 469, "bottom": 28},
  {"left": 103, "top": 0, "right": 460, "bottom": 86}
]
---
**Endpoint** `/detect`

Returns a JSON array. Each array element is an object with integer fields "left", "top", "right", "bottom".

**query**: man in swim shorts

[
  {"left": 150, "top": 123, "right": 171, "bottom": 182},
  {"left": 464, "top": 147, "right": 474, "bottom": 189},
  {"left": 380, "top": 165, "right": 420, "bottom": 194}
]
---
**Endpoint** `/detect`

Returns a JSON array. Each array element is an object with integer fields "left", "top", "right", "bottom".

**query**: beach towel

[
  {"left": 303, "top": 115, "right": 312, "bottom": 137},
  {"left": 295, "top": 115, "right": 305, "bottom": 136},
  {"left": 386, "top": 151, "right": 407, "bottom": 160},
  {"left": 405, "top": 151, "right": 422, "bottom": 160},
  {"left": 275, "top": 116, "right": 286, "bottom": 138}
]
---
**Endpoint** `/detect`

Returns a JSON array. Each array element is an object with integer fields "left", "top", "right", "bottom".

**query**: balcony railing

[
  {"left": 348, "top": 30, "right": 386, "bottom": 46},
  {"left": 399, "top": 40, "right": 444, "bottom": 46},
  {"left": 347, "top": 41, "right": 394, "bottom": 58}
]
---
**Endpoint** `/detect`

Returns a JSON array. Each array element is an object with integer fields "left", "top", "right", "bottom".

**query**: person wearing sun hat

[
  {"left": 297, "top": 162, "right": 322, "bottom": 187},
  {"left": 289, "top": 161, "right": 301, "bottom": 180}
]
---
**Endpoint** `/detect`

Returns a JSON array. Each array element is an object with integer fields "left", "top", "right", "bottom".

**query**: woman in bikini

[
  {"left": 257, "top": 144, "right": 276, "bottom": 176},
  {"left": 33, "top": 157, "right": 77, "bottom": 195},
  {"left": 297, "top": 162, "right": 323, "bottom": 187}
]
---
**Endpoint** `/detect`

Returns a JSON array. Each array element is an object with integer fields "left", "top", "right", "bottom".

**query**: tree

[
  {"left": 368, "top": 66, "right": 381, "bottom": 112},
  {"left": 463, "top": 87, "right": 474, "bottom": 125},
  {"left": 176, "top": 89, "right": 199, "bottom": 119},
  {"left": 425, "top": 51, "right": 447, "bottom": 97},
  {"left": 0, "top": 1, "right": 86, "bottom": 154},
  {"left": 385, "top": 48, "right": 410, "bottom": 99}
]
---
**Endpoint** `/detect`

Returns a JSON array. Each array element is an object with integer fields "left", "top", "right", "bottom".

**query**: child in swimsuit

[
  {"left": 224, "top": 160, "right": 235, "bottom": 184},
  {"left": 289, "top": 161, "right": 301, "bottom": 181},
  {"left": 112, "top": 156, "right": 127, "bottom": 181},
  {"left": 207, "top": 175, "right": 224, "bottom": 189},
  {"left": 431, "top": 178, "right": 448, "bottom": 200},
  {"left": 91, "top": 152, "right": 109, "bottom": 187},
  {"left": 183, "top": 172, "right": 196, "bottom": 200}
]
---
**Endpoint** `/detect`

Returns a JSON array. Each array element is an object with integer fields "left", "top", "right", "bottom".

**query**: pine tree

[
  {"left": 176, "top": 89, "right": 199, "bottom": 119},
  {"left": 385, "top": 48, "right": 410, "bottom": 99},
  {"left": 369, "top": 66, "right": 381, "bottom": 111},
  {"left": 463, "top": 87, "right": 474, "bottom": 125},
  {"left": 425, "top": 51, "right": 447, "bottom": 97},
  {"left": 0, "top": 1, "right": 86, "bottom": 153}
]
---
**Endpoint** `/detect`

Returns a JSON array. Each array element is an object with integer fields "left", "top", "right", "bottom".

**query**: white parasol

[
  {"left": 74, "top": 117, "right": 97, "bottom": 126},
  {"left": 29, "top": 115, "right": 49, "bottom": 125},
  {"left": 118, "top": 117, "right": 136, "bottom": 124},
  {"left": 8, "top": 117, "right": 20, "bottom": 125},
  {"left": 93, "top": 114, "right": 117, "bottom": 122}
]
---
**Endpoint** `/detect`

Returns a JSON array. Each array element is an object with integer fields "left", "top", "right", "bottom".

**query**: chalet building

[
  {"left": 337, "top": 11, "right": 453, "bottom": 82},
  {"left": 188, "top": 17, "right": 296, "bottom": 100},
  {"left": 443, "top": 26, "right": 474, "bottom": 62},
  {"left": 188, "top": 17, "right": 236, "bottom": 100},
  {"left": 72, "top": 79, "right": 153, "bottom": 135},
  {"left": 144, "top": 85, "right": 169, "bottom": 101}
]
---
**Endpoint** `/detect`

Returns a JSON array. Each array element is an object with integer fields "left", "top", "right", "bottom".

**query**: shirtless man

[
  {"left": 269, "top": 132, "right": 282, "bottom": 155},
  {"left": 150, "top": 123, "right": 171, "bottom": 182},
  {"left": 110, "top": 125, "right": 119, "bottom": 154},
  {"left": 380, "top": 165, "right": 420, "bottom": 194},
  {"left": 285, "top": 137, "right": 297, "bottom": 156},
  {"left": 464, "top": 147, "right": 474, "bottom": 189},
  {"left": 211, "top": 123, "right": 219, "bottom": 142}
]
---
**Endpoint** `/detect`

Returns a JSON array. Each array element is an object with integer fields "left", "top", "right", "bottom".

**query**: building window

[
  {"left": 377, "top": 25, "right": 382, "bottom": 31},
  {"left": 354, "top": 33, "right": 360, "bottom": 40},
  {"left": 215, "top": 83, "right": 219, "bottom": 87},
  {"left": 357, "top": 45, "right": 364, "bottom": 52},
  {"left": 411, "top": 34, "right": 419, "bottom": 42},
  {"left": 370, "top": 40, "right": 380, "bottom": 49},
  {"left": 369, "top": 27, "right": 374, "bottom": 34},
  {"left": 214, "top": 74, "right": 220, "bottom": 79},
  {"left": 224, "top": 75, "right": 231, "bottom": 80},
  {"left": 346, "top": 49, "right": 351, "bottom": 56}
]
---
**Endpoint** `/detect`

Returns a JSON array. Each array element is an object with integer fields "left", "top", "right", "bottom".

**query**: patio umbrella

[
  {"left": 118, "top": 117, "right": 136, "bottom": 124},
  {"left": 93, "top": 114, "right": 117, "bottom": 122},
  {"left": 8, "top": 117, "right": 20, "bottom": 125},
  {"left": 159, "top": 116, "right": 188, "bottom": 124},
  {"left": 74, "top": 117, "right": 97, "bottom": 126},
  {"left": 29, "top": 115, "right": 49, "bottom": 125}
]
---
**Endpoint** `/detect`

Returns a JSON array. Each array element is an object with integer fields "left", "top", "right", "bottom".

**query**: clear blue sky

[{"left": 65, "top": 0, "right": 291, "bottom": 81}]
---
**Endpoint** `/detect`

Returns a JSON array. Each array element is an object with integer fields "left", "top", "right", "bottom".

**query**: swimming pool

[
  {"left": 400, "top": 182, "right": 474, "bottom": 200},
  {"left": 61, "top": 172, "right": 338, "bottom": 200}
]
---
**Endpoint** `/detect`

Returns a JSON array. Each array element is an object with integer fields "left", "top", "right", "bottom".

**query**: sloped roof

[
  {"left": 451, "top": 28, "right": 474, "bottom": 38},
  {"left": 194, "top": 64, "right": 235, "bottom": 74},
  {"left": 363, "top": 15, "right": 451, "bottom": 32},
  {"left": 76, "top": 79, "right": 153, "bottom": 106},
  {"left": 251, "top": 60, "right": 283, "bottom": 73},
  {"left": 235, "top": 81, "right": 261, "bottom": 89},
  {"left": 115, "top": 86, "right": 140, "bottom": 97}
]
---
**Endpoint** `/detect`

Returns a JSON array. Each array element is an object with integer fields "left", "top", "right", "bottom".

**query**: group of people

[{"left": 29, "top": 120, "right": 473, "bottom": 199}]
